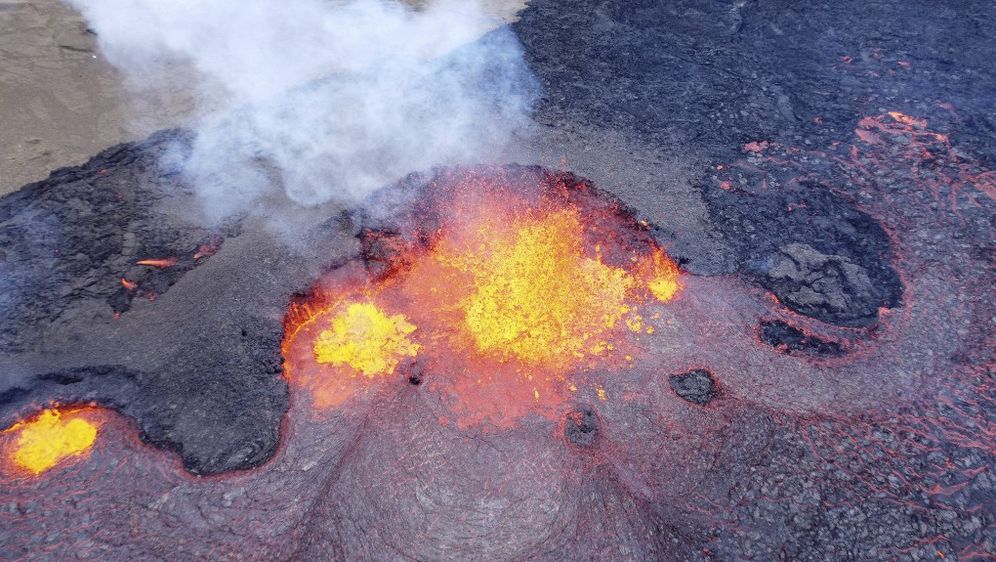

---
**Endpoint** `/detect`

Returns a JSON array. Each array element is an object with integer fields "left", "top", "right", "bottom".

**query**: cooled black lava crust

[
  {"left": 514, "top": 0, "right": 996, "bottom": 163},
  {"left": 0, "top": 132, "right": 288, "bottom": 475}
]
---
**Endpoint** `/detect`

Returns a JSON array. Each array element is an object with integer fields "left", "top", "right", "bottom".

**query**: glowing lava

[
  {"left": 136, "top": 257, "right": 177, "bottom": 268},
  {"left": 283, "top": 169, "right": 683, "bottom": 425},
  {"left": 438, "top": 208, "right": 634, "bottom": 366},
  {"left": 314, "top": 302, "right": 421, "bottom": 377},
  {"left": 2, "top": 406, "right": 101, "bottom": 476},
  {"left": 645, "top": 248, "right": 682, "bottom": 303}
]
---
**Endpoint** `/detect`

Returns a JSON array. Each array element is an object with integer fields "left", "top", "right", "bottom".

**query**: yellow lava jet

[{"left": 282, "top": 170, "right": 686, "bottom": 424}]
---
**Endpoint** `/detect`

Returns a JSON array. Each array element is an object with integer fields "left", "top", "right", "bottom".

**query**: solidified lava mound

[
  {"left": 759, "top": 320, "right": 845, "bottom": 357},
  {"left": 0, "top": 130, "right": 237, "bottom": 351},
  {"left": 702, "top": 182, "right": 903, "bottom": 326},
  {"left": 668, "top": 369, "right": 717, "bottom": 406},
  {"left": 563, "top": 406, "right": 600, "bottom": 448}
]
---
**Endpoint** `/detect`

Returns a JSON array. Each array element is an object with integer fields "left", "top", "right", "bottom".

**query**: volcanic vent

[{"left": 284, "top": 166, "right": 682, "bottom": 426}]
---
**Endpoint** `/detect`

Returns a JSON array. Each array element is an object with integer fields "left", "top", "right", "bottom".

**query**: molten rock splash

[{"left": 283, "top": 166, "right": 682, "bottom": 425}]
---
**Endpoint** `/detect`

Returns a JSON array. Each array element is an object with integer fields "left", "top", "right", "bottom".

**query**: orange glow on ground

[
  {"left": 282, "top": 171, "right": 684, "bottom": 425},
  {"left": 887, "top": 111, "right": 927, "bottom": 128},
  {"left": 2, "top": 406, "right": 103, "bottom": 476}
]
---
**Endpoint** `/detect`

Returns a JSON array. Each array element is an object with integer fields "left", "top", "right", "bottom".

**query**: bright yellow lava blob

[
  {"left": 447, "top": 209, "right": 635, "bottom": 366},
  {"left": 6, "top": 408, "right": 98, "bottom": 475},
  {"left": 647, "top": 250, "right": 682, "bottom": 302},
  {"left": 313, "top": 302, "right": 421, "bottom": 377}
]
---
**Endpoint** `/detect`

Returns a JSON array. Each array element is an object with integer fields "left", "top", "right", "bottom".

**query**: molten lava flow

[
  {"left": 136, "top": 257, "right": 177, "bottom": 268},
  {"left": 438, "top": 208, "right": 633, "bottom": 366},
  {"left": 887, "top": 111, "right": 927, "bottom": 129},
  {"left": 193, "top": 237, "right": 222, "bottom": 260},
  {"left": 313, "top": 302, "right": 421, "bottom": 377},
  {"left": 2, "top": 406, "right": 101, "bottom": 476},
  {"left": 283, "top": 170, "right": 684, "bottom": 425}
]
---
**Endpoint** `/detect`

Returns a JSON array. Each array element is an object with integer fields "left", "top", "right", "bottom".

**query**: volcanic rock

[
  {"left": 701, "top": 181, "right": 903, "bottom": 326},
  {"left": 514, "top": 0, "right": 996, "bottom": 159},
  {"left": 668, "top": 369, "right": 717, "bottom": 406},
  {"left": 0, "top": 129, "right": 236, "bottom": 351},
  {"left": 0, "top": 130, "right": 293, "bottom": 474},
  {"left": 359, "top": 228, "right": 404, "bottom": 280},
  {"left": 564, "top": 407, "right": 599, "bottom": 448},
  {"left": 764, "top": 243, "right": 877, "bottom": 323},
  {"left": 0, "top": 0, "right": 993, "bottom": 558},
  {"left": 759, "top": 320, "right": 845, "bottom": 357}
]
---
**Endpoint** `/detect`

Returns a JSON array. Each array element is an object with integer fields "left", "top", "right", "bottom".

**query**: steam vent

[{"left": 1, "top": 1, "right": 993, "bottom": 560}]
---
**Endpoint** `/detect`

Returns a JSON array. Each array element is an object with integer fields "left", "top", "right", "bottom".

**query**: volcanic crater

[{"left": 1, "top": 0, "right": 994, "bottom": 560}]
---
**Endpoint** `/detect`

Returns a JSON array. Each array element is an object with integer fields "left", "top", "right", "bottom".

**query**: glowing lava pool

[
  {"left": 283, "top": 166, "right": 682, "bottom": 426},
  {"left": 1, "top": 404, "right": 109, "bottom": 478}
]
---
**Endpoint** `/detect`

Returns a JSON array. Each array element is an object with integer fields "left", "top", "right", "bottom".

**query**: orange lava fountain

[{"left": 283, "top": 169, "right": 683, "bottom": 427}]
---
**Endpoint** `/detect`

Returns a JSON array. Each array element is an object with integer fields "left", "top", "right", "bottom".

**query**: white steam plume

[{"left": 67, "top": 0, "right": 536, "bottom": 217}]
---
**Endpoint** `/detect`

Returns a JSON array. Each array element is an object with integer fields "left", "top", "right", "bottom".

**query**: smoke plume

[{"left": 67, "top": 0, "right": 536, "bottom": 218}]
